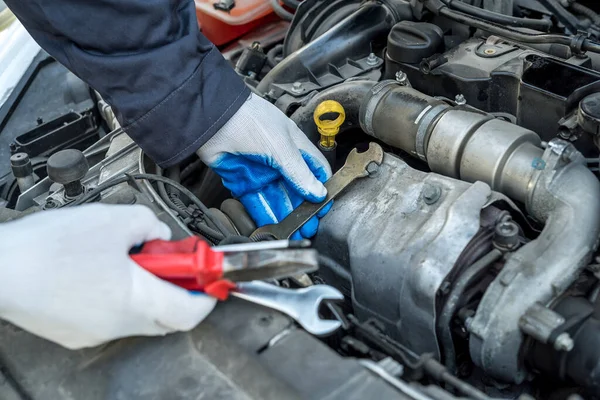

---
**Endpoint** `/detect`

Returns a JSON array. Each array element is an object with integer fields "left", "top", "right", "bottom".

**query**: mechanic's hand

[
  {"left": 197, "top": 94, "right": 332, "bottom": 239},
  {"left": 0, "top": 204, "right": 217, "bottom": 350}
]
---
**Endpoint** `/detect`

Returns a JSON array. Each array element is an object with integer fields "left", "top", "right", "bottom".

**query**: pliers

[{"left": 131, "top": 237, "right": 319, "bottom": 300}]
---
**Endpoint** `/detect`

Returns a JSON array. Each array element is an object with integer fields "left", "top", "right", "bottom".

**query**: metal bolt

[
  {"left": 366, "top": 52, "right": 378, "bottom": 66},
  {"left": 455, "top": 94, "right": 467, "bottom": 106},
  {"left": 395, "top": 71, "right": 409, "bottom": 86},
  {"left": 44, "top": 199, "right": 59, "bottom": 209},
  {"left": 291, "top": 81, "right": 303, "bottom": 94},
  {"left": 422, "top": 184, "right": 442, "bottom": 205},
  {"left": 366, "top": 161, "right": 379, "bottom": 176},
  {"left": 251, "top": 41, "right": 261, "bottom": 50},
  {"left": 554, "top": 332, "right": 574, "bottom": 352},
  {"left": 9, "top": 143, "right": 17, "bottom": 154},
  {"left": 484, "top": 48, "right": 497, "bottom": 55},
  {"left": 494, "top": 221, "right": 520, "bottom": 250}
]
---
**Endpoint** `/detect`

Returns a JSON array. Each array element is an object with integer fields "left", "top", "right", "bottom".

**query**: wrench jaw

[
  {"left": 250, "top": 143, "right": 385, "bottom": 240},
  {"left": 303, "top": 319, "right": 343, "bottom": 337},
  {"left": 231, "top": 282, "right": 345, "bottom": 336},
  {"left": 301, "top": 286, "right": 345, "bottom": 336}
]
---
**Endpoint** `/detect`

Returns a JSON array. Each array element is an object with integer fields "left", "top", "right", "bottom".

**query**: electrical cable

[
  {"left": 425, "top": 0, "right": 600, "bottom": 54},
  {"left": 445, "top": 0, "right": 552, "bottom": 31},
  {"left": 269, "top": 0, "right": 294, "bottom": 21},
  {"left": 68, "top": 173, "right": 231, "bottom": 236},
  {"left": 191, "top": 222, "right": 225, "bottom": 243},
  {"left": 156, "top": 166, "right": 191, "bottom": 217}
]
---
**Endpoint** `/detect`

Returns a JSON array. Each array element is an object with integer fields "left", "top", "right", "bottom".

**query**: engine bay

[{"left": 4, "top": 0, "right": 600, "bottom": 398}]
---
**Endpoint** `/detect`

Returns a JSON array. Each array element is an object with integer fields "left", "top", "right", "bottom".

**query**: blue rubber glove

[{"left": 197, "top": 94, "right": 332, "bottom": 239}]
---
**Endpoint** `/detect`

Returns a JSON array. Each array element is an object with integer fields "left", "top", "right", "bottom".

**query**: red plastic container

[{"left": 196, "top": 0, "right": 277, "bottom": 46}]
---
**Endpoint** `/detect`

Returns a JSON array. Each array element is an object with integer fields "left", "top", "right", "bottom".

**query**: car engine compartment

[{"left": 4, "top": 0, "right": 600, "bottom": 398}]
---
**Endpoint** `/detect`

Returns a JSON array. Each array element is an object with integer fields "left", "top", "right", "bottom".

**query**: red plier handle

[{"left": 131, "top": 237, "right": 235, "bottom": 300}]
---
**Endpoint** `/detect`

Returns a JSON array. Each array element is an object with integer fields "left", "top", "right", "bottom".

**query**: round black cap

[
  {"left": 47, "top": 149, "right": 89, "bottom": 185},
  {"left": 581, "top": 93, "right": 600, "bottom": 120},
  {"left": 10, "top": 153, "right": 33, "bottom": 178},
  {"left": 387, "top": 21, "right": 444, "bottom": 64},
  {"left": 10, "top": 153, "right": 30, "bottom": 167}
]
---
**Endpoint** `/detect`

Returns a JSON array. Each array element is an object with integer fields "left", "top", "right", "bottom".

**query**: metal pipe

[
  {"left": 357, "top": 81, "right": 600, "bottom": 382},
  {"left": 359, "top": 81, "right": 544, "bottom": 204},
  {"left": 469, "top": 142, "right": 600, "bottom": 382}
]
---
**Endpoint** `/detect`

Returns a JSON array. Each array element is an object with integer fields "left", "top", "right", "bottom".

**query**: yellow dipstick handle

[{"left": 313, "top": 100, "right": 346, "bottom": 150}]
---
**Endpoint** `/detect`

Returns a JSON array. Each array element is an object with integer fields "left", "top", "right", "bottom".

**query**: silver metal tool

[
  {"left": 231, "top": 281, "right": 344, "bottom": 336},
  {"left": 251, "top": 142, "right": 385, "bottom": 240}
]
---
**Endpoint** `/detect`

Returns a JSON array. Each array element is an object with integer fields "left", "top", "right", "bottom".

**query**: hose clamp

[
  {"left": 415, "top": 103, "right": 450, "bottom": 161},
  {"left": 359, "top": 80, "right": 399, "bottom": 137},
  {"left": 570, "top": 31, "right": 590, "bottom": 55}
]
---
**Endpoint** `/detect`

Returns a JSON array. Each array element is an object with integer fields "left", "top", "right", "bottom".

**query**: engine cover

[{"left": 316, "top": 153, "right": 498, "bottom": 358}]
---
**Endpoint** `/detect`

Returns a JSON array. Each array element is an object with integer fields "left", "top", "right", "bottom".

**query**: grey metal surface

[
  {"left": 468, "top": 139, "right": 600, "bottom": 383},
  {"left": 519, "top": 303, "right": 567, "bottom": 345},
  {"left": 356, "top": 83, "right": 600, "bottom": 382},
  {"left": 316, "top": 153, "right": 496, "bottom": 357},
  {"left": 252, "top": 142, "right": 384, "bottom": 239},
  {"left": 426, "top": 110, "right": 543, "bottom": 204},
  {"left": 232, "top": 281, "right": 344, "bottom": 336}
]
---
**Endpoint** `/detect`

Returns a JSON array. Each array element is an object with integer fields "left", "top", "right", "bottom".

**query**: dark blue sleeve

[{"left": 4, "top": 0, "right": 250, "bottom": 167}]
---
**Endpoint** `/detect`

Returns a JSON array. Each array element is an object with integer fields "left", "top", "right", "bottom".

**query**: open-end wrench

[
  {"left": 251, "top": 142, "right": 385, "bottom": 240},
  {"left": 231, "top": 281, "right": 344, "bottom": 336}
]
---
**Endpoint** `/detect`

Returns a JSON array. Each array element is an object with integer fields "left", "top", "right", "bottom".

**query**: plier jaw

[{"left": 131, "top": 237, "right": 318, "bottom": 300}]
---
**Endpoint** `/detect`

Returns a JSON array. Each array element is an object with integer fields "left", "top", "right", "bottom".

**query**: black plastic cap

[
  {"left": 387, "top": 21, "right": 444, "bottom": 64},
  {"left": 10, "top": 153, "right": 33, "bottom": 178},
  {"left": 578, "top": 93, "right": 600, "bottom": 135},
  {"left": 581, "top": 93, "right": 600, "bottom": 120},
  {"left": 47, "top": 149, "right": 89, "bottom": 185}
]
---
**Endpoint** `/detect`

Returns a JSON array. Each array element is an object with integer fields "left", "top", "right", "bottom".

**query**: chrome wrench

[
  {"left": 231, "top": 281, "right": 344, "bottom": 336},
  {"left": 251, "top": 142, "right": 385, "bottom": 240}
]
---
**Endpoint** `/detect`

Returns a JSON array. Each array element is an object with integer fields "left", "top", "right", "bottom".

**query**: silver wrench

[
  {"left": 251, "top": 142, "right": 385, "bottom": 240},
  {"left": 231, "top": 281, "right": 344, "bottom": 336}
]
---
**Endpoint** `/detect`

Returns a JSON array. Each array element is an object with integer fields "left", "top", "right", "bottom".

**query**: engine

[{"left": 6, "top": 0, "right": 600, "bottom": 398}]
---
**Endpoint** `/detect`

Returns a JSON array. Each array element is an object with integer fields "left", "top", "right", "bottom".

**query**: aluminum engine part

[
  {"left": 468, "top": 140, "right": 600, "bottom": 383},
  {"left": 14, "top": 130, "right": 190, "bottom": 238},
  {"left": 315, "top": 152, "right": 503, "bottom": 358},
  {"left": 357, "top": 81, "right": 600, "bottom": 382}
]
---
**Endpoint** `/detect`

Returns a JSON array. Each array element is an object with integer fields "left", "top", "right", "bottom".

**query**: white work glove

[
  {"left": 197, "top": 94, "right": 332, "bottom": 239},
  {"left": 0, "top": 204, "right": 217, "bottom": 349}
]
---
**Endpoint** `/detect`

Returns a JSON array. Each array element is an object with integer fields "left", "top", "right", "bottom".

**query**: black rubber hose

[
  {"left": 424, "top": 0, "right": 600, "bottom": 54},
  {"left": 269, "top": 0, "right": 294, "bottom": 21},
  {"left": 437, "top": 249, "right": 503, "bottom": 372},
  {"left": 571, "top": 2, "right": 600, "bottom": 26},
  {"left": 281, "top": 0, "right": 300, "bottom": 9},
  {"left": 266, "top": 44, "right": 284, "bottom": 68},
  {"left": 446, "top": 0, "right": 552, "bottom": 31},
  {"left": 257, "top": 2, "right": 397, "bottom": 93},
  {"left": 290, "top": 80, "right": 377, "bottom": 144}
]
